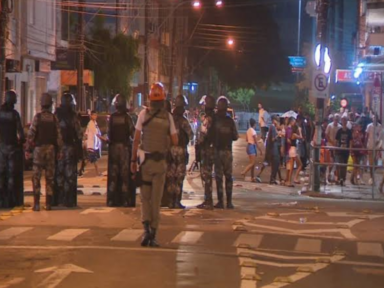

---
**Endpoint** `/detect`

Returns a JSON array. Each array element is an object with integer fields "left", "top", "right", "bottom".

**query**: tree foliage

[
  {"left": 228, "top": 88, "right": 255, "bottom": 111},
  {"left": 85, "top": 16, "right": 141, "bottom": 97}
]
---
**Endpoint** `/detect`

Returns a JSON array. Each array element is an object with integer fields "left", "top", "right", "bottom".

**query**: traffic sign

[{"left": 312, "top": 70, "right": 329, "bottom": 99}]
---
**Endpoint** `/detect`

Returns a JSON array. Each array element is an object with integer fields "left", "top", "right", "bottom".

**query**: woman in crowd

[
  {"left": 285, "top": 117, "right": 303, "bottom": 187},
  {"left": 241, "top": 118, "right": 263, "bottom": 182},
  {"left": 350, "top": 122, "right": 365, "bottom": 185}
]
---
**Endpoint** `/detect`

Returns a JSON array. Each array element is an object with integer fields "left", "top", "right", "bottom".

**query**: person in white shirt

[
  {"left": 241, "top": 118, "right": 263, "bottom": 181},
  {"left": 365, "top": 114, "right": 382, "bottom": 184},
  {"left": 84, "top": 111, "right": 105, "bottom": 176},
  {"left": 258, "top": 103, "right": 268, "bottom": 141},
  {"left": 325, "top": 113, "right": 341, "bottom": 182}
]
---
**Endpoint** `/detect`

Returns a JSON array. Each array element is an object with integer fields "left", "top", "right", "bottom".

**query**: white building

[{"left": 5, "top": 0, "right": 57, "bottom": 124}]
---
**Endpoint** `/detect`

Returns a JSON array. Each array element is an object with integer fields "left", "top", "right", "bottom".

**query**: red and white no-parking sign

[{"left": 312, "top": 71, "right": 329, "bottom": 99}]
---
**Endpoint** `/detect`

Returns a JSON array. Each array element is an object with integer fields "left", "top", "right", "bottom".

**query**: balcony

[{"left": 368, "top": 31, "right": 384, "bottom": 47}]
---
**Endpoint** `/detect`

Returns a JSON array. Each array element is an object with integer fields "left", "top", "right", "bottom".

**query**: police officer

[
  {"left": 197, "top": 95, "right": 216, "bottom": 210},
  {"left": 26, "top": 93, "right": 63, "bottom": 211},
  {"left": 166, "top": 95, "right": 193, "bottom": 209},
  {"left": 131, "top": 83, "right": 178, "bottom": 247},
  {"left": 54, "top": 93, "right": 82, "bottom": 207},
  {"left": 213, "top": 97, "right": 239, "bottom": 209},
  {"left": 107, "top": 94, "right": 135, "bottom": 207},
  {"left": 0, "top": 90, "right": 25, "bottom": 208}
]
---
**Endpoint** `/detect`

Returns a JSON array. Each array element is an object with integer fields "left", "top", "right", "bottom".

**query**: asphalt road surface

[{"left": 1, "top": 136, "right": 384, "bottom": 288}]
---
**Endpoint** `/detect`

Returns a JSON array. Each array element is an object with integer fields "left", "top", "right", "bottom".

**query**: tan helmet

[{"left": 149, "top": 82, "right": 166, "bottom": 101}]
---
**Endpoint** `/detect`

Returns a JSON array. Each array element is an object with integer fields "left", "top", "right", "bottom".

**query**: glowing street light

[
  {"left": 192, "top": 1, "right": 201, "bottom": 9},
  {"left": 216, "top": 1, "right": 223, "bottom": 7},
  {"left": 227, "top": 38, "right": 234, "bottom": 47}
]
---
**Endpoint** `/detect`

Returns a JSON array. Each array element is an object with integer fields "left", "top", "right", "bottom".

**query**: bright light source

[
  {"left": 216, "top": 1, "right": 223, "bottom": 7},
  {"left": 354, "top": 67, "right": 363, "bottom": 79},
  {"left": 314, "top": 44, "right": 332, "bottom": 74},
  {"left": 192, "top": 1, "right": 201, "bottom": 8},
  {"left": 227, "top": 38, "right": 234, "bottom": 46}
]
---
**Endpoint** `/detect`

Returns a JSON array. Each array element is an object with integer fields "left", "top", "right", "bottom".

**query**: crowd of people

[{"left": 241, "top": 104, "right": 384, "bottom": 192}]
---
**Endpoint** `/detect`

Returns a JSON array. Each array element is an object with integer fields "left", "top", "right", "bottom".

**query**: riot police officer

[
  {"left": 54, "top": 93, "right": 82, "bottom": 207},
  {"left": 213, "top": 97, "right": 239, "bottom": 209},
  {"left": 166, "top": 95, "right": 193, "bottom": 209},
  {"left": 0, "top": 90, "right": 25, "bottom": 208},
  {"left": 107, "top": 94, "right": 135, "bottom": 207},
  {"left": 26, "top": 93, "right": 63, "bottom": 211},
  {"left": 131, "top": 83, "right": 178, "bottom": 247},
  {"left": 196, "top": 95, "right": 216, "bottom": 210}
]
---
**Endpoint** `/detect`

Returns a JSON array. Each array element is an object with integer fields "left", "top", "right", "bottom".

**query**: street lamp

[
  {"left": 192, "top": 1, "right": 201, "bottom": 9},
  {"left": 227, "top": 38, "right": 234, "bottom": 47},
  {"left": 216, "top": 0, "right": 223, "bottom": 7}
]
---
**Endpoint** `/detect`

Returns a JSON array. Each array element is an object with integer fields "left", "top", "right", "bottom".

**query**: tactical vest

[
  {"left": 56, "top": 108, "right": 77, "bottom": 145},
  {"left": 0, "top": 108, "right": 18, "bottom": 145},
  {"left": 110, "top": 112, "right": 131, "bottom": 145},
  {"left": 214, "top": 115, "right": 234, "bottom": 151},
  {"left": 35, "top": 111, "right": 57, "bottom": 146},
  {"left": 141, "top": 109, "right": 170, "bottom": 153},
  {"left": 174, "top": 115, "right": 189, "bottom": 148}
]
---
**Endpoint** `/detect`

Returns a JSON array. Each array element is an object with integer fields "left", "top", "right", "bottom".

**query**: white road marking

[
  {"left": 240, "top": 280, "right": 257, "bottom": 288},
  {"left": 172, "top": 231, "right": 203, "bottom": 245},
  {"left": 47, "top": 229, "right": 89, "bottom": 241},
  {"left": 35, "top": 264, "right": 93, "bottom": 288},
  {"left": 161, "top": 209, "right": 183, "bottom": 216},
  {"left": 234, "top": 234, "right": 263, "bottom": 248},
  {"left": 80, "top": 208, "right": 115, "bottom": 215},
  {"left": 326, "top": 212, "right": 384, "bottom": 220},
  {"left": 0, "top": 277, "right": 25, "bottom": 288},
  {"left": 111, "top": 229, "right": 142, "bottom": 242},
  {"left": 0, "top": 227, "right": 33, "bottom": 240},
  {"left": 294, "top": 238, "right": 322, "bottom": 253},
  {"left": 238, "top": 220, "right": 356, "bottom": 239},
  {"left": 357, "top": 242, "right": 384, "bottom": 258},
  {"left": 237, "top": 248, "right": 324, "bottom": 260}
]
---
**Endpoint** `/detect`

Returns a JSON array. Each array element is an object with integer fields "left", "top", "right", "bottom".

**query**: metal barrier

[{"left": 309, "top": 144, "right": 384, "bottom": 200}]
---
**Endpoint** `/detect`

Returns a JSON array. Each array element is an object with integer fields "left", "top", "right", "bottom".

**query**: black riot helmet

[
  {"left": 175, "top": 95, "right": 188, "bottom": 108},
  {"left": 61, "top": 93, "right": 75, "bottom": 108},
  {"left": 217, "top": 96, "right": 229, "bottom": 112},
  {"left": 112, "top": 94, "right": 127, "bottom": 110},
  {"left": 41, "top": 93, "right": 53, "bottom": 107},
  {"left": 5, "top": 90, "right": 17, "bottom": 105}
]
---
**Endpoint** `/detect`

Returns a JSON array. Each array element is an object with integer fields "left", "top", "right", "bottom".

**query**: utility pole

[
  {"left": 77, "top": 0, "right": 85, "bottom": 111},
  {"left": 169, "top": 5, "right": 177, "bottom": 100},
  {"left": 178, "top": 5, "right": 188, "bottom": 95},
  {"left": 313, "top": 0, "right": 330, "bottom": 192},
  {"left": 143, "top": 0, "right": 149, "bottom": 104},
  {"left": 116, "top": 0, "right": 119, "bottom": 35},
  {"left": 0, "top": 0, "right": 10, "bottom": 103}
]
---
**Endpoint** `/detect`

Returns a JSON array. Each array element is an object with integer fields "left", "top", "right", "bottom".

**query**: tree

[
  {"left": 85, "top": 16, "right": 141, "bottom": 99},
  {"left": 228, "top": 88, "right": 255, "bottom": 111}
]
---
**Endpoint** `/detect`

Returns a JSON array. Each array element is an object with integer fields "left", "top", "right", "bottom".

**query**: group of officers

[{"left": 0, "top": 83, "right": 238, "bottom": 247}]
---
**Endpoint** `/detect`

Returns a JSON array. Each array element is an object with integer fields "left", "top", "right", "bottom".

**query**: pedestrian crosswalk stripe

[
  {"left": 295, "top": 238, "right": 322, "bottom": 253},
  {"left": 357, "top": 242, "right": 384, "bottom": 258},
  {"left": 111, "top": 229, "right": 142, "bottom": 242},
  {"left": 47, "top": 229, "right": 89, "bottom": 241},
  {"left": 0, "top": 227, "right": 33, "bottom": 240},
  {"left": 234, "top": 234, "right": 263, "bottom": 248},
  {"left": 171, "top": 231, "right": 203, "bottom": 244}
]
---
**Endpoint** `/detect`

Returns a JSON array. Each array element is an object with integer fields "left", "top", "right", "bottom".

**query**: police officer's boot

[
  {"left": 33, "top": 194, "right": 40, "bottom": 212},
  {"left": 168, "top": 194, "right": 175, "bottom": 209},
  {"left": 214, "top": 192, "right": 224, "bottom": 209},
  {"left": 174, "top": 193, "right": 185, "bottom": 209},
  {"left": 197, "top": 198, "right": 213, "bottom": 210},
  {"left": 141, "top": 221, "right": 151, "bottom": 247},
  {"left": 45, "top": 195, "right": 52, "bottom": 211},
  {"left": 149, "top": 227, "right": 160, "bottom": 248},
  {"left": 226, "top": 192, "right": 234, "bottom": 209}
]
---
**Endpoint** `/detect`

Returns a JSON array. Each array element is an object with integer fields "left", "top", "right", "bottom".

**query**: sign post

[{"left": 312, "top": 70, "right": 329, "bottom": 99}]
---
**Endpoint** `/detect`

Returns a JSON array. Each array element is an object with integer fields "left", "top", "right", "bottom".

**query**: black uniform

[
  {"left": 107, "top": 111, "right": 136, "bottom": 207},
  {"left": 0, "top": 103, "right": 25, "bottom": 208},
  {"left": 54, "top": 107, "right": 82, "bottom": 207}
]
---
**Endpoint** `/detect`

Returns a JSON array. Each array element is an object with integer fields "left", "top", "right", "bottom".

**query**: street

[{"left": 1, "top": 138, "right": 384, "bottom": 288}]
